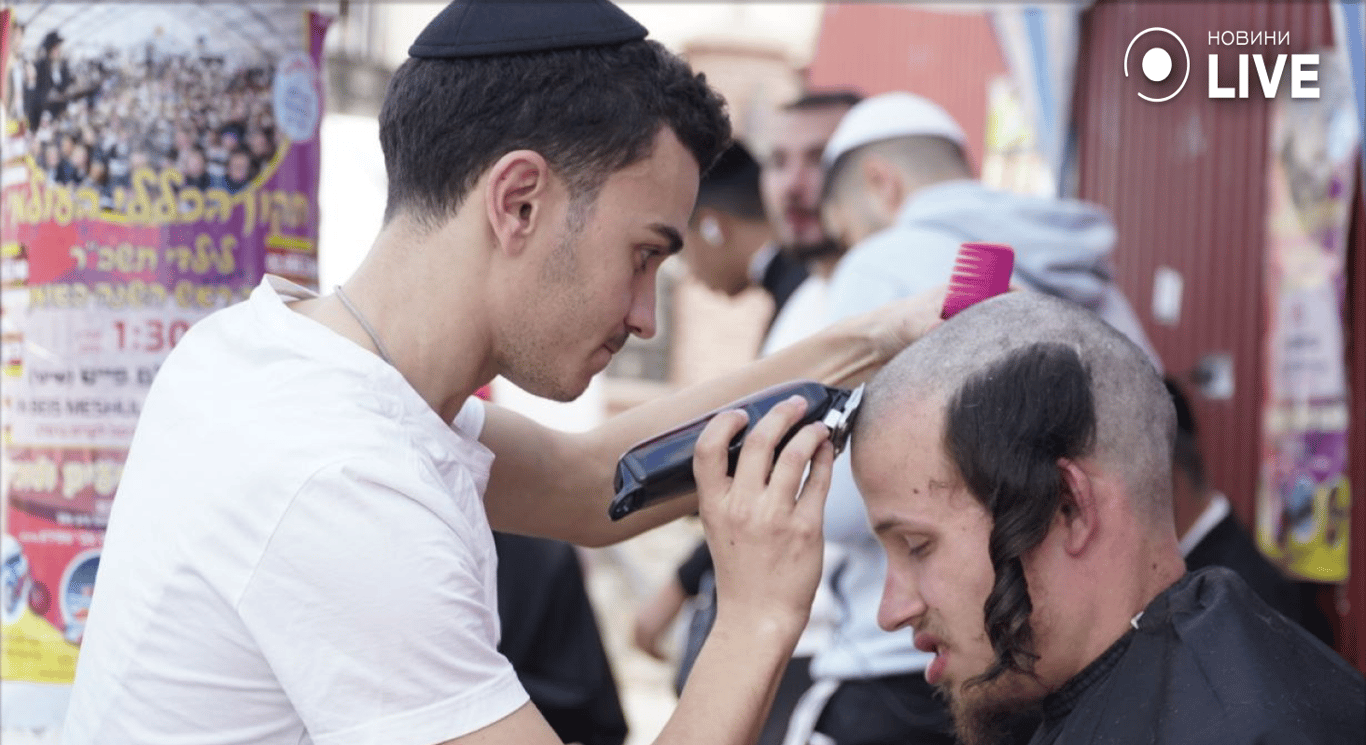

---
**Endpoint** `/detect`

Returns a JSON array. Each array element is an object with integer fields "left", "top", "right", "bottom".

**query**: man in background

[
  {"left": 819, "top": 92, "right": 1158, "bottom": 367},
  {"left": 682, "top": 89, "right": 864, "bottom": 321},
  {"left": 757, "top": 91, "right": 861, "bottom": 352},
  {"left": 1165, "top": 378, "right": 1336, "bottom": 646},
  {"left": 681, "top": 140, "right": 808, "bottom": 313},
  {"left": 760, "top": 91, "right": 862, "bottom": 271},
  {"left": 636, "top": 145, "right": 818, "bottom": 685}
]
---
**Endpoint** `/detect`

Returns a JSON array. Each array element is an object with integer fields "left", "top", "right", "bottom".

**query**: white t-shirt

[{"left": 63, "top": 276, "right": 528, "bottom": 745}]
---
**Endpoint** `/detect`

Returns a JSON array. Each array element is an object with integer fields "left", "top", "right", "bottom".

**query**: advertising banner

[
  {"left": 1, "top": 3, "right": 327, "bottom": 727},
  {"left": 1255, "top": 50, "right": 1359, "bottom": 582}
]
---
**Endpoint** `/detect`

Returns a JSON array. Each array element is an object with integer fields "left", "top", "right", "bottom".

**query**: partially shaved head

[
  {"left": 854, "top": 291, "right": 1175, "bottom": 692},
  {"left": 859, "top": 292, "right": 1174, "bottom": 519}
]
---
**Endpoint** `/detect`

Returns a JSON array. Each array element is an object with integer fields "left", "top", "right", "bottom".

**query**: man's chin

[
  {"left": 502, "top": 370, "right": 590, "bottom": 404},
  {"left": 541, "top": 376, "right": 591, "bottom": 404}
]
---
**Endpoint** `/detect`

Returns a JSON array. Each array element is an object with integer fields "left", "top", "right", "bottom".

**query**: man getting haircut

[{"left": 850, "top": 292, "right": 1364, "bottom": 745}]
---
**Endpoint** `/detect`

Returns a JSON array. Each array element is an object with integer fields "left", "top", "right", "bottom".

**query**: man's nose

[
  {"left": 788, "top": 163, "right": 821, "bottom": 204},
  {"left": 878, "top": 566, "right": 926, "bottom": 632},
  {"left": 627, "top": 277, "right": 657, "bottom": 340}
]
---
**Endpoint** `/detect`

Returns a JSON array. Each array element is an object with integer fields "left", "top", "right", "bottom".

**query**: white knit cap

[{"left": 822, "top": 91, "right": 967, "bottom": 169}]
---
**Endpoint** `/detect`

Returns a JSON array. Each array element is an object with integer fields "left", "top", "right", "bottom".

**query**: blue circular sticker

[{"left": 273, "top": 52, "right": 321, "bottom": 143}]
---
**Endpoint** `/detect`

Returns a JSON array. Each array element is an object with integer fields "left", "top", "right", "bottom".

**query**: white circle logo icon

[
  {"left": 1124, "top": 28, "right": 1189, "bottom": 102},
  {"left": 1142, "top": 48, "right": 1172, "bottom": 81}
]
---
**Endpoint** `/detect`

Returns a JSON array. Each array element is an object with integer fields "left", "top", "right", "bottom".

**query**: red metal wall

[
  {"left": 1073, "top": 0, "right": 1362, "bottom": 668},
  {"left": 804, "top": 4, "right": 1006, "bottom": 175}
]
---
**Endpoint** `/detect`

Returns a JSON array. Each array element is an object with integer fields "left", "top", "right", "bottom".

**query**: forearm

[
  {"left": 484, "top": 315, "right": 884, "bottom": 546},
  {"left": 481, "top": 407, "right": 702, "bottom": 546},
  {"left": 647, "top": 394, "right": 831, "bottom": 745},
  {"left": 652, "top": 612, "right": 803, "bottom": 745},
  {"left": 608, "top": 312, "right": 882, "bottom": 440}
]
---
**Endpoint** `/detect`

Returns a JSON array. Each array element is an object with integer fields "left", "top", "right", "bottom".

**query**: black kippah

[{"left": 409, "top": 0, "right": 649, "bottom": 59}]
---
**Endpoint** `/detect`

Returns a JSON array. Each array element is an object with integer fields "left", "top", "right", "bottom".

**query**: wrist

[
  {"left": 711, "top": 603, "right": 808, "bottom": 648},
  {"left": 817, "top": 315, "right": 884, "bottom": 386}
]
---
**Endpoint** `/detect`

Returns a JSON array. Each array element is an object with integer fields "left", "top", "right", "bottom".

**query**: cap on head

[
  {"left": 409, "top": 0, "right": 648, "bottom": 59},
  {"left": 41, "top": 30, "right": 63, "bottom": 50},
  {"left": 821, "top": 91, "right": 966, "bottom": 169}
]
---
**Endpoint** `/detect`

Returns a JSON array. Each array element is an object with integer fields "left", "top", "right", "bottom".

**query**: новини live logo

[{"left": 1125, "top": 28, "right": 1320, "bottom": 103}]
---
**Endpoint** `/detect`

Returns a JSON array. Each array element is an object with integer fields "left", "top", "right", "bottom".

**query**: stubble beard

[
  {"left": 784, "top": 236, "right": 843, "bottom": 264},
  {"left": 502, "top": 201, "right": 594, "bottom": 403}
]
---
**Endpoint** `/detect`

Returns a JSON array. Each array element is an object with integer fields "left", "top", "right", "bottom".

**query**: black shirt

[
  {"left": 492, "top": 532, "right": 627, "bottom": 745},
  {"left": 1028, "top": 567, "right": 1364, "bottom": 744}
]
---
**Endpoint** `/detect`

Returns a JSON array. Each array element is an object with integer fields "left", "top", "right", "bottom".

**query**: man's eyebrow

[
  {"left": 650, "top": 223, "right": 684, "bottom": 255},
  {"left": 872, "top": 512, "right": 939, "bottom": 537}
]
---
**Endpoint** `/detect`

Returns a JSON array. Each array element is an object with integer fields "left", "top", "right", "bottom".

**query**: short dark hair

[
  {"left": 784, "top": 89, "right": 864, "bottom": 111},
  {"left": 944, "top": 342, "right": 1098, "bottom": 687},
  {"left": 695, "top": 141, "right": 764, "bottom": 220},
  {"left": 378, "top": 40, "right": 730, "bottom": 226},
  {"left": 1164, "top": 378, "right": 1208, "bottom": 493}
]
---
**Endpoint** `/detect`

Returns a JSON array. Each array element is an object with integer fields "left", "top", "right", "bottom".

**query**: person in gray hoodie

[
  {"left": 778, "top": 92, "right": 1161, "bottom": 745},
  {"left": 819, "top": 92, "right": 1160, "bottom": 369}
]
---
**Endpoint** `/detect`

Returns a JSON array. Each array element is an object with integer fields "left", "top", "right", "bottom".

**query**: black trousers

[{"left": 813, "top": 673, "right": 956, "bottom": 745}]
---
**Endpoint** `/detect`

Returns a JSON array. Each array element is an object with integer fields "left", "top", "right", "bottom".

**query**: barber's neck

[{"left": 297, "top": 211, "right": 499, "bottom": 422}]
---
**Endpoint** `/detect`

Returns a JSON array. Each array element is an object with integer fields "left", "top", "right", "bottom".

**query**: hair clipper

[{"left": 608, "top": 380, "right": 864, "bottom": 521}]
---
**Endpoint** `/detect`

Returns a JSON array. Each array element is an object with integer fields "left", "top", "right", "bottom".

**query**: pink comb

[{"left": 941, "top": 243, "right": 1014, "bottom": 320}]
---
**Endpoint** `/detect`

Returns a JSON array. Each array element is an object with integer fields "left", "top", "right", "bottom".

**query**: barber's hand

[
  {"left": 693, "top": 396, "right": 834, "bottom": 633},
  {"left": 867, "top": 283, "right": 950, "bottom": 363}
]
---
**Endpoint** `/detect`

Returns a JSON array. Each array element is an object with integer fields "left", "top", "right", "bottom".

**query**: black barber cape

[{"left": 1028, "top": 567, "right": 1364, "bottom": 745}]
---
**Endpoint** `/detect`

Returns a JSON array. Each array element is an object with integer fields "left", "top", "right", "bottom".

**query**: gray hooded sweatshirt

[{"left": 828, "top": 178, "right": 1161, "bottom": 368}]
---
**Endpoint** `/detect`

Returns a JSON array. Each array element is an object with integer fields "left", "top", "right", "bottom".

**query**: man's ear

[
  {"left": 860, "top": 156, "right": 906, "bottom": 222},
  {"left": 484, "top": 149, "right": 551, "bottom": 257},
  {"left": 1057, "top": 457, "right": 1099, "bottom": 556}
]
